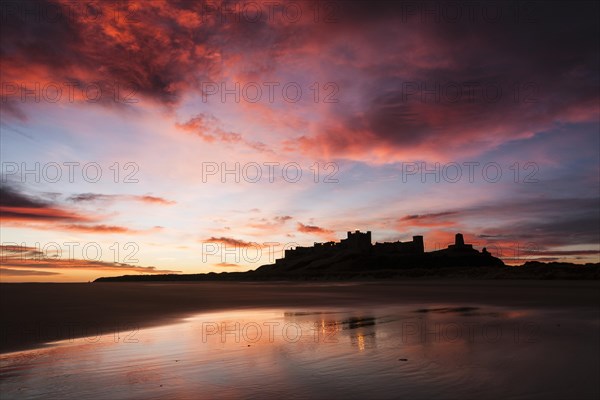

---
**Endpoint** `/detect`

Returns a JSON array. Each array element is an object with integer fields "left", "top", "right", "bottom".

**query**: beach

[
  {"left": 1, "top": 280, "right": 599, "bottom": 399},
  {"left": 2, "top": 280, "right": 598, "bottom": 353}
]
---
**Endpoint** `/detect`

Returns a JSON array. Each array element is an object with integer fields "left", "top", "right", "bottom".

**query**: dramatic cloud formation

[
  {"left": 2, "top": 1, "right": 597, "bottom": 161},
  {"left": 203, "top": 236, "right": 256, "bottom": 248},
  {"left": 1, "top": 1, "right": 598, "bottom": 280},
  {"left": 398, "top": 212, "right": 458, "bottom": 228},
  {"left": 215, "top": 262, "right": 239, "bottom": 268},
  {"left": 0, "top": 184, "right": 89, "bottom": 222},
  {"left": 68, "top": 193, "right": 175, "bottom": 205},
  {"left": 248, "top": 215, "right": 293, "bottom": 230},
  {"left": 0, "top": 268, "right": 60, "bottom": 276},
  {"left": 289, "top": 2, "right": 599, "bottom": 162},
  {"left": 0, "top": 184, "right": 159, "bottom": 234},
  {"left": 56, "top": 224, "right": 134, "bottom": 234},
  {"left": 0, "top": 0, "right": 223, "bottom": 118},
  {"left": 297, "top": 223, "right": 334, "bottom": 236},
  {"left": 176, "top": 113, "right": 242, "bottom": 143}
]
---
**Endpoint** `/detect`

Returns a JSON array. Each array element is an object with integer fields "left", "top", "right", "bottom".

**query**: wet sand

[
  {"left": 3, "top": 305, "right": 599, "bottom": 399},
  {"left": 1, "top": 280, "right": 599, "bottom": 353}
]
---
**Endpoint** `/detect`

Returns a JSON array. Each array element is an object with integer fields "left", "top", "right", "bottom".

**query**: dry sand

[{"left": 1, "top": 280, "right": 599, "bottom": 353}]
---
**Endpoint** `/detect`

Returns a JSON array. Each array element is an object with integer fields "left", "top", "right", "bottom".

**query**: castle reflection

[
  {"left": 284, "top": 312, "right": 378, "bottom": 351},
  {"left": 351, "top": 331, "right": 376, "bottom": 351},
  {"left": 339, "top": 315, "right": 377, "bottom": 350}
]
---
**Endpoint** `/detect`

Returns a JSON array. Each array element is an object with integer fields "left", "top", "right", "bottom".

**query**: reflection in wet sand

[{"left": 1, "top": 305, "right": 599, "bottom": 399}]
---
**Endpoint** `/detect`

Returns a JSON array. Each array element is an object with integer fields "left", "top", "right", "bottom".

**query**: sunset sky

[{"left": 1, "top": 0, "right": 598, "bottom": 281}]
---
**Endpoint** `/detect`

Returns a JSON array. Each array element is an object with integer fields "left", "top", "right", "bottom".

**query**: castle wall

[
  {"left": 373, "top": 235, "right": 424, "bottom": 254},
  {"left": 280, "top": 230, "right": 425, "bottom": 261}
]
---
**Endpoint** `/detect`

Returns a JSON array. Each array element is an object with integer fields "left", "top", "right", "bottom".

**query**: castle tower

[
  {"left": 412, "top": 235, "right": 424, "bottom": 253},
  {"left": 455, "top": 233, "right": 464, "bottom": 247}
]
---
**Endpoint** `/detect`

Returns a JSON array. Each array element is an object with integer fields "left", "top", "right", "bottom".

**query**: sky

[{"left": 1, "top": 0, "right": 599, "bottom": 282}]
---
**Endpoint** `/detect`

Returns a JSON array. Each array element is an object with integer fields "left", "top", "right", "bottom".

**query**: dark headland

[{"left": 96, "top": 232, "right": 599, "bottom": 282}]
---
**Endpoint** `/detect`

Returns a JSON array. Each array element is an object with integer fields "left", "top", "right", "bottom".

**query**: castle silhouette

[
  {"left": 279, "top": 230, "right": 484, "bottom": 264},
  {"left": 96, "top": 231, "right": 507, "bottom": 282}
]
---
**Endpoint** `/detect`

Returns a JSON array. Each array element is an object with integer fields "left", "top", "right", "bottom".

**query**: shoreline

[{"left": 2, "top": 280, "right": 599, "bottom": 354}]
